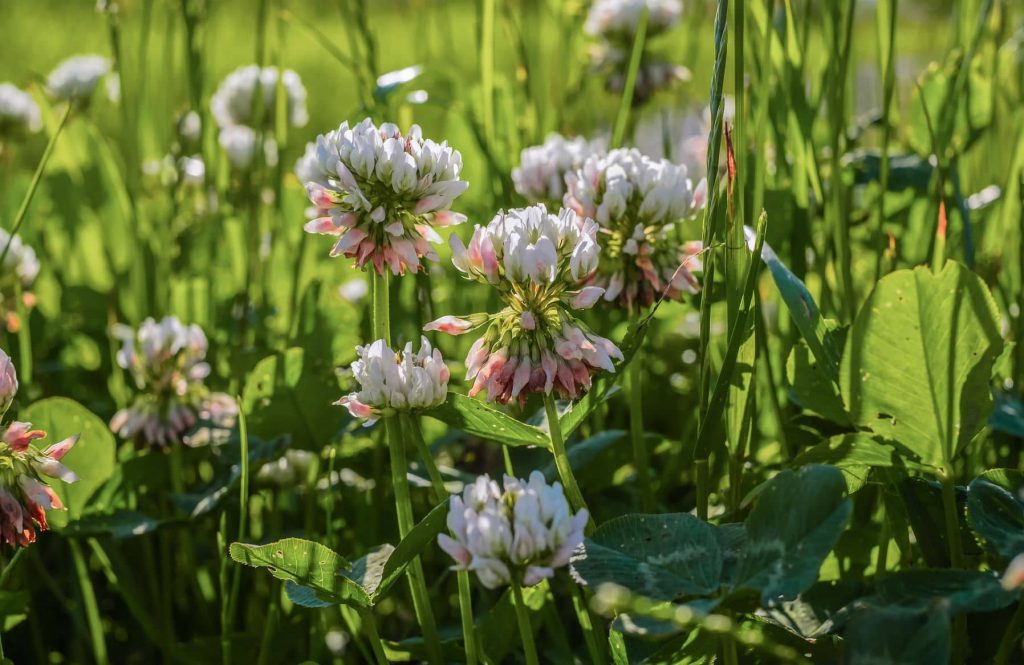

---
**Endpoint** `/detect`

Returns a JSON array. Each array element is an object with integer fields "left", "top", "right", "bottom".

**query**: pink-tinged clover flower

[
  {"left": 426, "top": 204, "right": 623, "bottom": 405},
  {"left": 0, "top": 348, "right": 79, "bottom": 549},
  {"left": 110, "top": 317, "right": 234, "bottom": 449},
  {"left": 301, "top": 118, "right": 468, "bottom": 275},
  {"left": 512, "top": 133, "right": 605, "bottom": 206},
  {"left": 336, "top": 337, "right": 450, "bottom": 426},
  {"left": 438, "top": 471, "right": 588, "bottom": 589},
  {"left": 564, "top": 148, "right": 705, "bottom": 310}
]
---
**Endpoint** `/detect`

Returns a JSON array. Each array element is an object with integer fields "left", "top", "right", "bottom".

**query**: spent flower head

[
  {"left": 0, "top": 83, "right": 42, "bottom": 139},
  {"left": 512, "top": 133, "right": 606, "bottom": 206},
  {"left": 426, "top": 204, "right": 622, "bottom": 404},
  {"left": 46, "top": 55, "right": 112, "bottom": 102},
  {"left": 584, "top": 0, "right": 683, "bottom": 41},
  {"left": 564, "top": 148, "right": 706, "bottom": 310},
  {"left": 438, "top": 471, "right": 588, "bottom": 589},
  {"left": 110, "top": 317, "right": 231, "bottom": 449},
  {"left": 301, "top": 118, "right": 468, "bottom": 275},
  {"left": 336, "top": 337, "right": 450, "bottom": 425},
  {"left": 0, "top": 348, "right": 79, "bottom": 548},
  {"left": 590, "top": 44, "right": 689, "bottom": 104}
]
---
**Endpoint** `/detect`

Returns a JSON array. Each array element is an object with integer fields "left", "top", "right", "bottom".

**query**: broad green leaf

[
  {"left": 843, "top": 605, "right": 950, "bottom": 665},
  {"left": 229, "top": 538, "right": 371, "bottom": 607},
  {"left": 899, "top": 477, "right": 975, "bottom": 568},
  {"left": 872, "top": 569, "right": 1016, "bottom": 614},
  {"left": 62, "top": 510, "right": 163, "bottom": 539},
  {"left": 736, "top": 465, "right": 851, "bottom": 603},
  {"left": 786, "top": 337, "right": 848, "bottom": 423},
  {"left": 427, "top": 393, "right": 549, "bottom": 449},
  {"left": 242, "top": 348, "right": 342, "bottom": 447},
  {"left": 967, "top": 469, "right": 1024, "bottom": 560},
  {"left": 840, "top": 262, "right": 1003, "bottom": 468},
  {"left": 792, "top": 434, "right": 934, "bottom": 473},
  {"left": 571, "top": 513, "right": 722, "bottom": 600},
  {"left": 22, "top": 397, "right": 116, "bottom": 527}
]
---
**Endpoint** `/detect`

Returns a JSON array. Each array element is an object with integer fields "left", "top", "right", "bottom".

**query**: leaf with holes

[{"left": 426, "top": 393, "right": 549, "bottom": 449}]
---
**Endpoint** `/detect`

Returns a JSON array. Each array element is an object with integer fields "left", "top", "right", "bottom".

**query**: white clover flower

[
  {"left": 336, "top": 337, "right": 450, "bottom": 425},
  {"left": 564, "top": 148, "right": 706, "bottom": 310},
  {"left": 0, "top": 230, "right": 40, "bottom": 289},
  {"left": 110, "top": 316, "right": 220, "bottom": 449},
  {"left": 512, "top": 133, "right": 606, "bottom": 205},
  {"left": 302, "top": 118, "right": 468, "bottom": 275},
  {"left": 338, "top": 277, "right": 369, "bottom": 303},
  {"left": 46, "top": 55, "right": 112, "bottom": 102},
  {"left": 0, "top": 83, "right": 42, "bottom": 138},
  {"left": 438, "top": 471, "right": 588, "bottom": 589},
  {"left": 218, "top": 125, "right": 258, "bottom": 169},
  {"left": 584, "top": 0, "right": 683, "bottom": 40},
  {"left": 589, "top": 43, "right": 689, "bottom": 104},
  {"left": 210, "top": 65, "right": 308, "bottom": 130},
  {"left": 425, "top": 204, "right": 622, "bottom": 404},
  {"left": 257, "top": 449, "right": 316, "bottom": 487}
]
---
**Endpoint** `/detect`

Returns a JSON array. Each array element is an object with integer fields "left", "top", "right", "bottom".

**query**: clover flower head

[
  {"left": 0, "top": 348, "right": 79, "bottom": 549},
  {"left": 46, "top": 55, "right": 112, "bottom": 102},
  {"left": 426, "top": 204, "right": 622, "bottom": 405},
  {"left": 438, "top": 471, "right": 588, "bottom": 589},
  {"left": 336, "top": 337, "right": 450, "bottom": 425},
  {"left": 301, "top": 118, "right": 468, "bottom": 275},
  {"left": 585, "top": 0, "right": 683, "bottom": 41},
  {"left": 257, "top": 449, "right": 316, "bottom": 487},
  {"left": 110, "top": 317, "right": 223, "bottom": 449},
  {"left": 564, "top": 148, "right": 706, "bottom": 310},
  {"left": 0, "top": 231, "right": 40, "bottom": 333},
  {"left": 0, "top": 83, "right": 42, "bottom": 139},
  {"left": 218, "top": 124, "right": 258, "bottom": 169},
  {"left": 512, "top": 133, "right": 606, "bottom": 206},
  {"left": 210, "top": 65, "right": 308, "bottom": 130},
  {"left": 588, "top": 43, "right": 689, "bottom": 104}
]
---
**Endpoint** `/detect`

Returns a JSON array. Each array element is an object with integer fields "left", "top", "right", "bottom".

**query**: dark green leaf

[
  {"left": 736, "top": 465, "right": 851, "bottom": 603},
  {"left": 844, "top": 605, "right": 950, "bottom": 665},
  {"left": 571, "top": 513, "right": 722, "bottom": 600},
  {"left": 967, "top": 469, "right": 1024, "bottom": 560}
]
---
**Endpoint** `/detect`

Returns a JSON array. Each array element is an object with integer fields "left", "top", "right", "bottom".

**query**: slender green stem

[
  {"left": 722, "top": 632, "right": 740, "bottom": 665},
  {"left": 255, "top": 584, "right": 279, "bottom": 665},
  {"left": 480, "top": 0, "right": 496, "bottom": 151},
  {"left": 372, "top": 271, "right": 391, "bottom": 343},
  {"left": 70, "top": 539, "right": 109, "bottom": 665},
  {"left": 0, "top": 548, "right": 25, "bottom": 588},
  {"left": 627, "top": 358, "right": 654, "bottom": 512},
  {"left": 357, "top": 607, "right": 390, "bottom": 665},
  {"left": 873, "top": 0, "right": 898, "bottom": 282},
  {"left": 610, "top": 7, "right": 649, "bottom": 149},
  {"left": 995, "top": 599, "right": 1024, "bottom": 665},
  {"left": 695, "top": 458, "right": 710, "bottom": 521},
  {"left": 218, "top": 512, "right": 232, "bottom": 665},
  {"left": 222, "top": 401, "right": 250, "bottom": 665},
  {"left": 0, "top": 104, "right": 72, "bottom": 267},
  {"left": 941, "top": 471, "right": 967, "bottom": 662},
  {"left": 13, "top": 282, "right": 31, "bottom": 391},
  {"left": 543, "top": 394, "right": 593, "bottom": 530},
  {"left": 571, "top": 585, "right": 608, "bottom": 665},
  {"left": 510, "top": 580, "right": 540, "bottom": 665},
  {"left": 403, "top": 413, "right": 479, "bottom": 665},
  {"left": 385, "top": 416, "right": 443, "bottom": 664}
]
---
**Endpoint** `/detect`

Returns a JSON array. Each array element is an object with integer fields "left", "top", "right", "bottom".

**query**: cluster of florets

[
  {"left": 0, "top": 83, "right": 42, "bottom": 140},
  {"left": 426, "top": 204, "right": 622, "bottom": 404},
  {"left": 564, "top": 148, "right": 706, "bottom": 310},
  {"left": 512, "top": 133, "right": 605, "bottom": 206},
  {"left": 584, "top": 0, "right": 686, "bottom": 103},
  {"left": 0, "top": 350, "right": 79, "bottom": 548},
  {"left": 210, "top": 65, "right": 308, "bottom": 169},
  {"left": 0, "top": 230, "right": 40, "bottom": 333},
  {"left": 302, "top": 118, "right": 468, "bottom": 275},
  {"left": 588, "top": 43, "right": 689, "bottom": 104},
  {"left": 45, "top": 55, "right": 113, "bottom": 103},
  {"left": 257, "top": 449, "right": 316, "bottom": 488},
  {"left": 336, "top": 337, "right": 450, "bottom": 426},
  {"left": 110, "top": 317, "right": 232, "bottom": 449},
  {"left": 438, "top": 471, "right": 588, "bottom": 589}
]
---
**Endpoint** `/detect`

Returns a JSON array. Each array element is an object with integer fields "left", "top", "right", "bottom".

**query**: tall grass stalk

[
  {"left": 873, "top": 0, "right": 898, "bottom": 282},
  {"left": 610, "top": 7, "right": 649, "bottom": 149},
  {"left": 221, "top": 398, "right": 250, "bottom": 665},
  {"left": 70, "top": 539, "right": 110, "bottom": 665}
]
